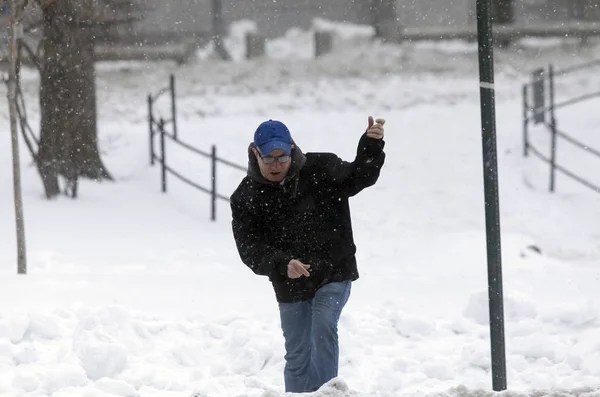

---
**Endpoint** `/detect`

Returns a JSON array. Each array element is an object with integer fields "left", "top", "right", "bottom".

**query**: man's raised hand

[{"left": 366, "top": 116, "right": 385, "bottom": 140}]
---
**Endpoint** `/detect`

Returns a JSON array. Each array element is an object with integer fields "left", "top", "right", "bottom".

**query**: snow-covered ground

[{"left": 1, "top": 21, "right": 600, "bottom": 397}]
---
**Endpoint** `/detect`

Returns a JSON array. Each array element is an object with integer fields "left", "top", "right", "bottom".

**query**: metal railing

[
  {"left": 522, "top": 59, "right": 600, "bottom": 194},
  {"left": 148, "top": 75, "right": 247, "bottom": 220}
]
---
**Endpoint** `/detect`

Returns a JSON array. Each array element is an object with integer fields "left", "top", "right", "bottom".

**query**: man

[{"left": 230, "top": 116, "right": 386, "bottom": 393}]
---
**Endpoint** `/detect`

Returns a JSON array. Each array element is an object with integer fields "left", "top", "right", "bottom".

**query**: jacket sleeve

[
  {"left": 230, "top": 191, "right": 293, "bottom": 280},
  {"left": 324, "top": 132, "right": 386, "bottom": 197}
]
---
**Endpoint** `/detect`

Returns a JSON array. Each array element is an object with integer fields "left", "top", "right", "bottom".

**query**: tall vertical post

[
  {"left": 159, "top": 118, "right": 167, "bottom": 193},
  {"left": 170, "top": 74, "right": 178, "bottom": 140},
  {"left": 211, "top": 145, "right": 217, "bottom": 221},
  {"left": 7, "top": 0, "right": 28, "bottom": 275},
  {"left": 476, "top": 0, "right": 507, "bottom": 391},
  {"left": 211, "top": 0, "right": 231, "bottom": 60},
  {"left": 532, "top": 68, "right": 546, "bottom": 125},
  {"left": 522, "top": 84, "right": 529, "bottom": 157},
  {"left": 148, "top": 94, "right": 154, "bottom": 165},
  {"left": 548, "top": 64, "right": 557, "bottom": 193}
]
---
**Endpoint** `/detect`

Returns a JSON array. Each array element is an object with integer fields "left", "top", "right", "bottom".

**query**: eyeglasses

[{"left": 261, "top": 154, "right": 291, "bottom": 164}]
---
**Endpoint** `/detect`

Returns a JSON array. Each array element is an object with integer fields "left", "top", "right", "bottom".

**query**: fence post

[
  {"left": 315, "top": 30, "right": 333, "bottom": 58},
  {"left": 522, "top": 84, "right": 529, "bottom": 157},
  {"left": 159, "top": 118, "right": 167, "bottom": 193},
  {"left": 548, "top": 64, "right": 557, "bottom": 193},
  {"left": 532, "top": 68, "right": 546, "bottom": 125},
  {"left": 211, "top": 145, "right": 217, "bottom": 221},
  {"left": 170, "top": 74, "right": 178, "bottom": 141},
  {"left": 148, "top": 94, "right": 154, "bottom": 166},
  {"left": 245, "top": 32, "right": 266, "bottom": 59}
]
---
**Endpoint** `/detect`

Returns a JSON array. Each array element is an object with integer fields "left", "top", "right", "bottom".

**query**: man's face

[{"left": 254, "top": 147, "right": 292, "bottom": 183}]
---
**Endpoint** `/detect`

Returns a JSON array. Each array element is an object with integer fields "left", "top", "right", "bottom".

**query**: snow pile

[{"left": 0, "top": 281, "right": 599, "bottom": 397}]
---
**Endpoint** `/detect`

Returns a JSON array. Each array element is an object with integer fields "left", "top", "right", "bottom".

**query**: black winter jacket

[{"left": 230, "top": 133, "right": 385, "bottom": 303}]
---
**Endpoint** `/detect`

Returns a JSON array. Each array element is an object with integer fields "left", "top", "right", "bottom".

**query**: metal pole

[
  {"left": 7, "top": 0, "right": 27, "bottom": 275},
  {"left": 148, "top": 94, "right": 154, "bottom": 166},
  {"left": 170, "top": 74, "right": 178, "bottom": 140},
  {"left": 532, "top": 68, "right": 546, "bottom": 125},
  {"left": 211, "top": 145, "right": 217, "bottom": 221},
  {"left": 548, "top": 64, "right": 557, "bottom": 193},
  {"left": 159, "top": 118, "right": 166, "bottom": 193},
  {"left": 522, "top": 85, "right": 529, "bottom": 157},
  {"left": 476, "top": 0, "right": 507, "bottom": 391}
]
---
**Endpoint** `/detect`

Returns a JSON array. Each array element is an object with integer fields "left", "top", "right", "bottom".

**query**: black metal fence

[
  {"left": 148, "top": 75, "right": 247, "bottom": 220},
  {"left": 522, "top": 59, "right": 600, "bottom": 194}
]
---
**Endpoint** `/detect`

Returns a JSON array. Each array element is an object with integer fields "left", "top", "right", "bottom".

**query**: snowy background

[{"left": 1, "top": 20, "right": 600, "bottom": 397}]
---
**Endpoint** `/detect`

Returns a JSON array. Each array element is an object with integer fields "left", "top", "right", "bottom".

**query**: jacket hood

[{"left": 246, "top": 141, "right": 307, "bottom": 187}]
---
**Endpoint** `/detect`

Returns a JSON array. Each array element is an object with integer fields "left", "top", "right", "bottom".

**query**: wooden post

[
  {"left": 245, "top": 32, "right": 266, "bottom": 59},
  {"left": 6, "top": 0, "right": 28, "bottom": 274},
  {"left": 212, "top": 0, "right": 231, "bottom": 60},
  {"left": 371, "top": 0, "right": 400, "bottom": 42},
  {"left": 314, "top": 31, "right": 333, "bottom": 58}
]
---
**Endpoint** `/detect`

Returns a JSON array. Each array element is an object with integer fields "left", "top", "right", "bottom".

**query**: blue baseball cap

[{"left": 254, "top": 119, "right": 292, "bottom": 155}]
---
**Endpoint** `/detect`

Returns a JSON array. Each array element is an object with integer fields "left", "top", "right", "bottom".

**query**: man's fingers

[
  {"left": 299, "top": 263, "right": 310, "bottom": 277},
  {"left": 367, "top": 116, "right": 385, "bottom": 136},
  {"left": 367, "top": 126, "right": 383, "bottom": 134},
  {"left": 288, "top": 261, "right": 310, "bottom": 278},
  {"left": 367, "top": 118, "right": 384, "bottom": 140},
  {"left": 367, "top": 130, "right": 384, "bottom": 139},
  {"left": 288, "top": 268, "right": 301, "bottom": 278}
]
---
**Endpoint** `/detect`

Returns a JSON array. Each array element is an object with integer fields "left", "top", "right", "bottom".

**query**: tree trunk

[
  {"left": 7, "top": 0, "right": 28, "bottom": 274},
  {"left": 492, "top": 0, "right": 515, "bottom": 24},
  {"left": 370, "top": 0, "right": 399, "bottom": 42},
  {"left": 37, "top": 1, "right": 112, "bottom": 199},
  {"left": 211, "top": 0, "right": 231, "bottom": 60}
]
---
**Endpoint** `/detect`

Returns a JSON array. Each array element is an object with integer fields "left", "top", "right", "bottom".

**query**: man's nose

[{"left": 271, "top": 160, "right": 283, "bottom": 170}]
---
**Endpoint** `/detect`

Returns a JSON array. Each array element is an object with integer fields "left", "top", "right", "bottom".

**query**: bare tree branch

[
  {"left": 24, "top": 19, "right": 43, "bottom": 33},
  {"left": 17, "top": 38, "right": 41, "bottom": 71},
  {"left": 14, "top": 40, "right": 39, "bottom": 164},
  {"left": 16, "top": 95, "right": 39, "bottom": 164}
]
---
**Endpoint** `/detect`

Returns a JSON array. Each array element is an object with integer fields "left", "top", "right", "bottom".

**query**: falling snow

[{"left": 2, "top": 3, "right": 600, "bottom": 397}]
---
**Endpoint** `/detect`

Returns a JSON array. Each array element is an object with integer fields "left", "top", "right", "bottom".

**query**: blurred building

[
  {"left": 1, "top": 0, "right": 599, "bottom": 52},
  {"left": 132, "top": 0, "right": 600, "bottom": 39}
]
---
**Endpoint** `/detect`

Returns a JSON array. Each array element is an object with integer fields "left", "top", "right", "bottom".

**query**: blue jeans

[{"left": 278, "top": 280, "right": 352, "bottom": 393}]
